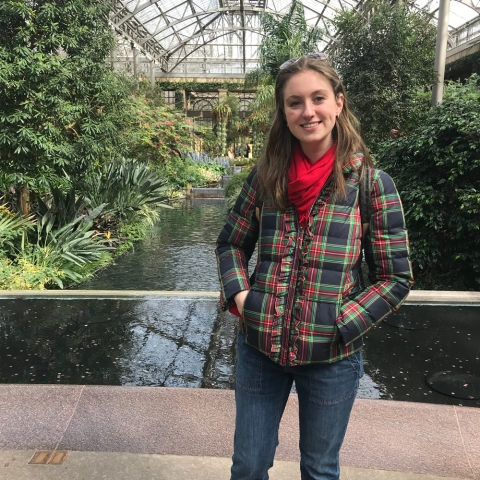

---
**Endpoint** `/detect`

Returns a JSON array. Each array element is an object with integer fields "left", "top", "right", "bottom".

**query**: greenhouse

[
  {"left": 1, "top": 2, "right": 480, "bottom": 479},
  {"left": 1, "top": 0, "right": 479, "bottom": 290}
]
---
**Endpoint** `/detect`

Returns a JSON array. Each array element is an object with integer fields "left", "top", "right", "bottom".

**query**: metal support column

[
  {"left": 150, "top": 59, "right": 155, "bottom": 87},
  {"left": 432, "top": 0, "right": 451, "bottom": 105},
  {"left": 131, "top": 42, "right": 138, "bottom": 77}
]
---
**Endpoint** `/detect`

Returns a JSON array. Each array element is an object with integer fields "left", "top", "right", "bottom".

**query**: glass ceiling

[{"left": 109, "top": 0, "right": 480, "bottom": 76}]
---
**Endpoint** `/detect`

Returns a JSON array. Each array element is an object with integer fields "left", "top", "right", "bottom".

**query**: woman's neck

[{"left": 300, "top": 141, "right": 334, "bottom": 164}]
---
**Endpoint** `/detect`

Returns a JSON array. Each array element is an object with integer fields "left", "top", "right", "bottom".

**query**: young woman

[{"left": 216, "top": 54, "right": 413, "bottom": 480}]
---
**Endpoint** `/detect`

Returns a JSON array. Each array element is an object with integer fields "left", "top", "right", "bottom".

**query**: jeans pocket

[{"left": 347, "top": 351, "right": 364, "bottom": 379}]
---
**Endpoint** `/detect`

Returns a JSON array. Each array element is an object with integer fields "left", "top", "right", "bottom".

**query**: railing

[{"left": 448, "top": 15, "right": 480, "bottom": 51}]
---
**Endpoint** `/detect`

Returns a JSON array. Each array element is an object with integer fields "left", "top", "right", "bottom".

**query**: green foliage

[
  {"left": 82, "top": 159, "right": 172, "bottom": 222},
  {"left": 125, "top": 94, "right": 198, "bottom": 166},
  {"left": 0, "top": 257, "right": 59, "bottom": 290},
  {"left": 224, "top": 168, "right": 254, "bottom": 207},
  {"left": 155, "top": 81, "right": 245, "bottom": 92},
  {"left": 212, "top": 102, "right": 232, "bottom": 155},
  {"left": 21, "top": 213, "right": 112, "bottom": 288},
  {"left": 36, "top": 185, "right": 103, "bottom": 230},
  {"left": 0, "top": 204, "right": 35, "bottom": 255},
  {"left": 0, "top": 0, "right": 133, "bottom": 180},
  {"left": 376, "top": 76, "right": 480, "bottom": 290},
  {"left": 257, "top": 2, "right": 323, "bottom": 79},
  {"left": 175, "top": 90, "right": 185, "bottom": 110},
  {"left": 446, "top": 50, "right": 480, "bottom": 81},
  {"left": 332, "top": 0, "right": 437, "bottom": 150}
]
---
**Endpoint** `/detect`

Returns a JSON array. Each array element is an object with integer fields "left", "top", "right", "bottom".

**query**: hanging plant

[
  {"left": 248, "top": 110, "right": 270, "bottom": 158},
  {"left": 212, "top": 102, "right": 232, "bottom": 155},
  {"left": 234, "top": 120, "right": 250, "bottom": 137},
  {"left": 212, "top": 102, "right": 232, "bottom": 122}
]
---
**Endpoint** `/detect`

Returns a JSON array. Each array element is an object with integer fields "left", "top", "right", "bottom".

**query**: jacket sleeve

[
  {"left": 216, "top": 167, "right": 260, "bottom": 310},
  {"left": 335, "top": 169, "right": 414, "bottom": 345}
]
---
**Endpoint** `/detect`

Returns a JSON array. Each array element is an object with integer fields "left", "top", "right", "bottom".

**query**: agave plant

[
  {"left": 37, "top": 184, "right": 106, "bottom": 229},
  {"left": 25, "top": 212, "right": 112, "bottom": 288},
  {"left": 82, "top": 158, "right": 172, "bottom": 222}
]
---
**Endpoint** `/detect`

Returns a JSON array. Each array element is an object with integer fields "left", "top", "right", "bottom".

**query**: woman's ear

[{"left": 336, "top": 93, "right": 344, "bottom": 117}]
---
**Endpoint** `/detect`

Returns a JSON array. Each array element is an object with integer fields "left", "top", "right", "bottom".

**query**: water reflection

[
  {"left": 78, "top": 199, "right": 228, "bottom": 291},
  {"left": 0, "top": 298, "right": 235, "bottom": 389},
  {"left": 0, "top": 299, "right": 478, "bottom": 407},
  {"left": 4, "top": 201, "right": 479, "bottom": 407}
]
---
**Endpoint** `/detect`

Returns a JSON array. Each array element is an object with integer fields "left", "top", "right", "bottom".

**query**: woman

[{"left": 216, "top": 53, "right": 413, "bottom": 480}]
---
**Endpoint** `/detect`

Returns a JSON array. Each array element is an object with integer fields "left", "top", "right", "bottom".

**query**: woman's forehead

[{"left": 283, "top": 70, "right": 333, "bottom": 97}]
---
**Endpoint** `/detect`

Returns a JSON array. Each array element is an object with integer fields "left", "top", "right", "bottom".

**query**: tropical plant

[
  {"left": 36, "top": 185, "right": 102, "bottom": 230},
  {"left": 82, "top": 159, "right": 172, "bottom": 222},
  {"left": 20, "top": 212, "right": 112, "bottom": 288},
  {"left": 224, "top": 168, "right": 254, "bottom": 208},
  {"left": 212, "top": 102, "right": 232, "bottom": 155},
  {"left": 255, "top": 2, "right": 323, "bottom": 79},
  {"left": 0, "top": 0, "right": 133, "bottom": 212},
  {"left": 125, "top": 94, "right": 198, "bottom": 167},
  {"left": 248, "top": 110, "right": 270, "bottom": 159},
  {"left": 332, "top": 0, "right": 436, "bottom": 150},
  {"left": 0, "top": 203, "right": 35, "bottom": 256},
  {"left": 376, "top": 75, "right": 480, "bottom": 290}
]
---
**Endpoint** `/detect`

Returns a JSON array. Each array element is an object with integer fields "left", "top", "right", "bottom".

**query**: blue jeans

[{"left": 231, "top": 332, "right": 363, "bottom": 480}]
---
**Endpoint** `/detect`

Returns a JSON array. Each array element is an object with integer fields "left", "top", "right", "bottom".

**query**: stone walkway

[{"left": 0, "top": 385, "right": 478, "bottom": 479}]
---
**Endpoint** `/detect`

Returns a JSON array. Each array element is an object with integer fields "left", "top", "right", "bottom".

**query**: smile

[{"left": 301, "top": 122, "right": 320, "bottom": 128}]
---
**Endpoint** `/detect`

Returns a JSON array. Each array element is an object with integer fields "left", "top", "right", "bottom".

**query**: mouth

[{"left": 301, "top": 122, "right": 320, "bottom": 128}]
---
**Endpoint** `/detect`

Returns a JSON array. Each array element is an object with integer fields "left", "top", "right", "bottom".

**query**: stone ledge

[{"left": 1, "top": 290, "right": 480, "bottom": 304}]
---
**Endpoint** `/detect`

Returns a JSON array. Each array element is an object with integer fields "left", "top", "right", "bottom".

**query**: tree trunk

[{"left": 19, "top": 184, "right": 30, "bottom": 215}]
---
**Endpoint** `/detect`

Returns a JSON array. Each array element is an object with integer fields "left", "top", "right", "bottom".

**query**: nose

[{"left": 302, "top": 101, "right": 314, "bottom": 118}]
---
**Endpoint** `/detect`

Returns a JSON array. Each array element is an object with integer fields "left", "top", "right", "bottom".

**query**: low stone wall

[
  {"left": 2, "top": 290, "right": 480, "bottom": 304},
  {"left": 190, "top": 188, "right": 224, "bottom": 198}
]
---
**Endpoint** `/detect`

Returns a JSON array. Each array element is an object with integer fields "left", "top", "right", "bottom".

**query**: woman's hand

[{"left": 234, "top": 290, "right": 250, "bottom": 316}]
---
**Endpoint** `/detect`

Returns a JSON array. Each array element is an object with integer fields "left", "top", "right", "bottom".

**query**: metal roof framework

[{"left": 109, "top": 0, "right": 480, "bottom": 76}]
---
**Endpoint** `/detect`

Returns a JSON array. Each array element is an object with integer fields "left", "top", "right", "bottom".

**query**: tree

[
  {"left": 246, "top": 1, "right": 323, "bottom": 156},
  {"left": 376, "top": 76, "right": 480, "bottom": 290},
  {"left": 257, "top": 1, "right": 323, "bottom": 79},
  {"left": 332, "top": 0, "right": 437, "bottom": 150},
  {"left": 0, "top": 0, "right": 132, "bottom": 211}
]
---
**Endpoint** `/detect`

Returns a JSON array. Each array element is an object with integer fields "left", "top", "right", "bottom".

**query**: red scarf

[
  {"left": 288, "top": 143, "right": 336, "bottom": 228},
  {"left": 228, "top": 143, "right": 336, "bottom": 318}
]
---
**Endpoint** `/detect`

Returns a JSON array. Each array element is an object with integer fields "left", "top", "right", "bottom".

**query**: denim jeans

[{"left": 231, "top": 332, "right": 363, "bottom": 480}]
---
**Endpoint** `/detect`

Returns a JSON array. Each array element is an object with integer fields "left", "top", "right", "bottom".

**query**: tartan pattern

[{"left": 216, "top": 154, "right": 413, "bottom": 366}]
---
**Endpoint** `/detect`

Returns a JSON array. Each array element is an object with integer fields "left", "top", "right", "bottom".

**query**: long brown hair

[{"left": 257, "top": 56, "right": 373, "bottom": 211}]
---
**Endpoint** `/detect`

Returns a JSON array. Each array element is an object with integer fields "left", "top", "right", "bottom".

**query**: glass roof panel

[{"left": 110, "top": 0, "right": 480, "bottom": 75}]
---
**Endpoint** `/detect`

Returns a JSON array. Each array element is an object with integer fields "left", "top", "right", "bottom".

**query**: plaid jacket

[{"left": 216, "top": 153, "right": 413, "bottom": 366}]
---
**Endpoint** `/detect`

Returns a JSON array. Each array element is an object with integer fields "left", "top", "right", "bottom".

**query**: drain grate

[{"left": 28, "top": 450, "right": 69, "bottom": 465}]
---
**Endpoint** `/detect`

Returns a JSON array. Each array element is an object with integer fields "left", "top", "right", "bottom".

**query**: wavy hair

[{"left": 256, "top": 56, "right": 373, "bottom": 211}]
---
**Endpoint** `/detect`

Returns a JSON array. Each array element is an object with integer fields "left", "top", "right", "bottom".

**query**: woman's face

[{"left": 283, "top": 69, "right": 343, "bottom": 160}]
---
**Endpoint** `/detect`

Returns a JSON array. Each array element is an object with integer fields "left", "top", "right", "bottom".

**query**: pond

[
  {"left": 78, "top": 198, "right": 227, "bottom": 291},
  {"left": 2, "top": 199, "right": 479, "bottom": 407},
  {"left": 0, "top": 297, "right": 479, "bottom": 407}
]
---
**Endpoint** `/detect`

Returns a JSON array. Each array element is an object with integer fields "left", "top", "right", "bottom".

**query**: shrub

[
  {"left": 376, "top": 75, "right": 480, "bottom": 290},
  {"left": 125, "top": 94, "right": 199, "bottom": 166},
  {"left": 224, "top": 167, "right": 254, "bottom": 207}
]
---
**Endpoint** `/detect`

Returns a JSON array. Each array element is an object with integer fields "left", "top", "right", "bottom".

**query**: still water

[
  {"left": 2, "top": 199, "right": 479, "bottom": 407},
  {"left": 78, "top": 199, "right": 226, "bottom": 291}
]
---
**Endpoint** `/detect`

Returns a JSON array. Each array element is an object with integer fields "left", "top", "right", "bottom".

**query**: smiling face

[{"left": 283, "top": 69, "right": 344, "bottom": 162}]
